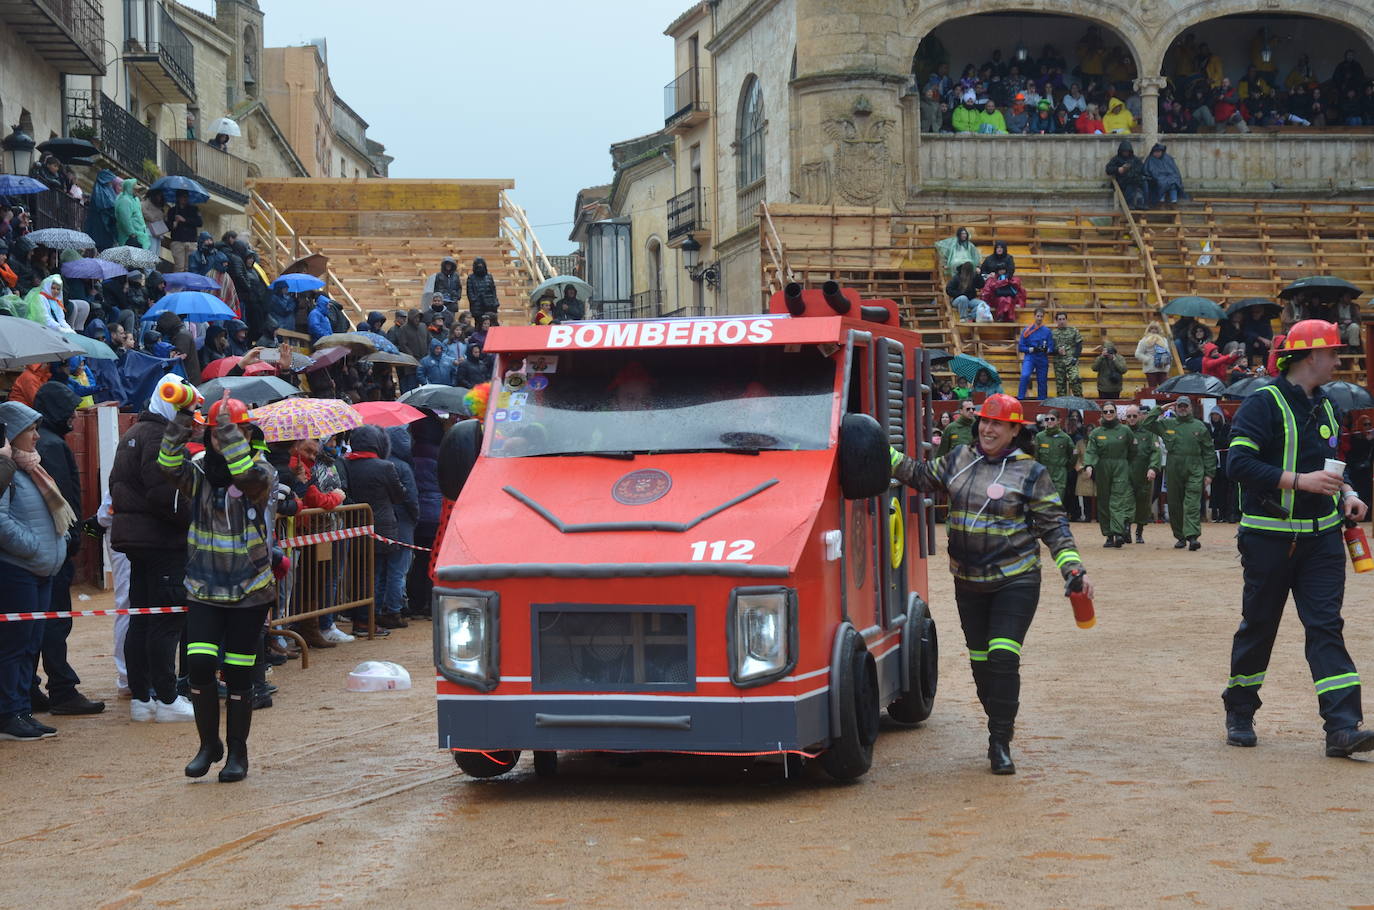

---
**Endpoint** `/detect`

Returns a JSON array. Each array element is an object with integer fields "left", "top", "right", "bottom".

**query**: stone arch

[
  {"left": 1158, "top": 1, "right": 1374, "bottom": 75},
  {"left": 898, "top": 0, "right": 1150, "bottom": 83}
]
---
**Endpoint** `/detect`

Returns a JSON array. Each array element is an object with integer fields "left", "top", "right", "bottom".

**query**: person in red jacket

[{"left": 1201, "top": 342, "right": 1242, "bottom": 380}]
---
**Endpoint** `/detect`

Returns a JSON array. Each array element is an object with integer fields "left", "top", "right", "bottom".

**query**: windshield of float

[{"left": 486, "top": 344, "right": 837, "bottom": 458}]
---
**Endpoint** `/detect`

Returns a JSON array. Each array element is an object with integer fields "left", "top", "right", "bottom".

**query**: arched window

[
  {"left": 646, "top": 236, "right": 663, "bottom": 296},
  {"left": 737, "top": 76, "right": 764, "bottom": 188}
]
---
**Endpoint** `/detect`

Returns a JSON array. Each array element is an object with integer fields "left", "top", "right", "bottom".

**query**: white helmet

[{"left": 346, "top": 660, "right": 412, "bottom": 692}]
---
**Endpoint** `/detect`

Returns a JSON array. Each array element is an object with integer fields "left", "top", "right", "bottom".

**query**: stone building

[
  {"left": 587, "top": 0, "right": 1374, "bottom": 314},
  {"left": 261, "top": 41, "right": 382, "bottom": 179}
]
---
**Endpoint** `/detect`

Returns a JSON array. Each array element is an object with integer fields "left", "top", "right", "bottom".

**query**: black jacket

[
  {"left": 33, "top": 382, "right": 82, "bottom": 555},
  {"left": 466, "top": 258, "right": 499, "bottom": 319},
  {"left": 979, "top": 252, "right": 1015, "bottom": 277},
  {"left": 454, "top": 349, "right": 492, "bottom": 388},
  {"left": 110, "top": 408, "right": 191, "bottom": 555},
  {"left": 552, "top": 295, "right": 585, "bottom": 323},
  {"left": 431, "top": 258, "right": 462, "bottom": 304},
  {"left": 340, "top": 426, "right": 415, "bottom": 549},
  {"left": 167, "top": 203, "right": 202, "bottom": 243},
  {"left": 1106, "top": 142, "right": 1145, "bottom": 190}
]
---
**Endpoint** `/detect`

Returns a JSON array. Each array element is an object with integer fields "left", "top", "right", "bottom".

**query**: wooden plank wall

[{"left": 248, "top": 178, "right": 514, "bottom": 238}]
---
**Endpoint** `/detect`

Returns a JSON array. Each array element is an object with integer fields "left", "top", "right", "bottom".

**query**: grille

[{"left": 534, "top": 607, "right": 693, "bottom": 692}]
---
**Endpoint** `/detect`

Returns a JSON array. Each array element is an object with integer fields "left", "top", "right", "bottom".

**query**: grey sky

[{"left": 188, "top": 0, "right": 690, "bottom": 254}]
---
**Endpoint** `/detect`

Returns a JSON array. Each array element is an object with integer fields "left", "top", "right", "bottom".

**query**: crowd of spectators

[{"left": 916, "top": 26, "right": 1374, "bottom": 134}]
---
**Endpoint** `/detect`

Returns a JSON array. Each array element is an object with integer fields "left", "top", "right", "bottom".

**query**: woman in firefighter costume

[{"left": 889, "top": 393, "right": 1093, "bottom": 774}]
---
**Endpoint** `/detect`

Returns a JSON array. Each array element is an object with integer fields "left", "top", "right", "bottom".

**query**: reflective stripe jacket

[
  {"left": 893, "top": 444, "right": 1083, "bottom": 585},
  {"left": 1227, "top": 376, "right": 1343, "bottom": 536}
]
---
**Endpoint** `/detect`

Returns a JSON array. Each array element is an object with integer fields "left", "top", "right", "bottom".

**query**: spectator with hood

[
  {"left": 1102, "top": 98, "right": 1136, "bottom": 133},
  {"left": 1106, "top": 141, "right": 1147, "bottom": 208},
  {"left": 454, "top": 341, "right": 492, "bottom": 388},
  {"left": 391, "top": 308, "right": 430, "bottom": 393},
  {"left": 84, "top": 170, "right": 119, "bottom": 251},
  {"left": 187, "top": 231, "right": 227, "bottom": 276},
  {"left": 552, "top": 285, "right": 586, "bottom": 323},
  {"left": 979, "top": 240, "right": 1016, "bottom": 279},
  {"left": 364, "top": 311, "right": 386, "bottom": 336},
  {"left": 429, "top": 257, "right": 462, "bottom": 307},
  {"left": 200, "top": 324, "right": 230, "bottom": 366},
  {"left": 224, "top": 319, "right": 252, "bottom": 357},
  {"left": 406, "top": 413, "right": 443, "bottom": 618},
  {"left": 114, "top": 178, "right": 152, "bottom": 250},
  {"left": 341, "top": 426, "right": 415, "bottom": 631},
  {"left": 418, "top": 339, "right": 456, "bottom": 386},
  {"left": 466, "top": 258, "right": 500, "bottom": 323},
  {"left": 1143, "top": 143, "right": 1185, "bottom": 206},
  {"left": 268, "top": 281, "right": 296, "bottom": 330},
  {"left": 156, "top": 311, "right": 201, "bottom": 382},
  {"left": 306, "top": 293, "right": 333, "bottom": 344}
]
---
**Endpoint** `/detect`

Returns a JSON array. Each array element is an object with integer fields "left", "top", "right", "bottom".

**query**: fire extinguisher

[
  {"left": 1065, "top": 567, "right": 1095, "bottom": 629},
  {"left": 1344, "top": 520, "right": 1374, "bottom": 574}
]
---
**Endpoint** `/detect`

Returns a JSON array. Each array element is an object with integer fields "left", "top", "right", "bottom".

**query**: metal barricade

[{"left": 271, "top": 504, "right": 376, "bottom": 665}]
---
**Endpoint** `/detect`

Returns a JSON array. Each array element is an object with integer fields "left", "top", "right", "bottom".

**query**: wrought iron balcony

[
  {"left": 124, "top": 0, "right": 195, "bottom": 103},
  {"left": 99, "top": 92, "right": 158, "bottom": 179},
  {"left": 168, "top": 139, "right": 249, "bottom": 205},
  {"left": 30, "top": 189, "right": 86, "bottom": 233},
  {"left": 664, "top": 66, "right": 709, "bottom": 129},
  {"left": 667, "top": 186, "right": 706, "bottom": 242},
  {"left": 630, "top": 289, "right": 664, "bottom": 318},
  {"left": 0, "top": 0, "right": 104, "bottom": 74}
]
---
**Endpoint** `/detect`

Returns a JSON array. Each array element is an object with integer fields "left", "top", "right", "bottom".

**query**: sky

[{"left": 185, "top": 0, "right": 691, "bottom": 254}]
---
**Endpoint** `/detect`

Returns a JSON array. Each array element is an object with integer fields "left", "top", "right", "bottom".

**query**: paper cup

[{"left": 1324, "top": 458, "right": 1346, "bottom": 475}]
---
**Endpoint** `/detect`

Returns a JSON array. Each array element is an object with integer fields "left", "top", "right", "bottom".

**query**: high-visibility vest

[{"left": 1234, "top": 385, "right": 1341, "bottom": 534}]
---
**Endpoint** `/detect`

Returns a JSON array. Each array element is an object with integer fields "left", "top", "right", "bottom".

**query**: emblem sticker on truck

[{"left": 611, "top": 469, "right": 673, "bottom": 505}]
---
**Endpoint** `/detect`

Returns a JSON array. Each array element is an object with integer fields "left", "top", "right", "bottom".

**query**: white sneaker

[
  {"left": 154, "top": 695, "right": 195, "bottom": 723},
  {"left": 322, "top": 626, "right": 355, "bottom": 643},
  {"left": 130, "top": 699, "right": 156, "bottom": 722}
]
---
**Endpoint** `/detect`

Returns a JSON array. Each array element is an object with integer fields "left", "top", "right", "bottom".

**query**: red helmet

[
  {"left": 976, "top": 393, "right": 1033, "bottom": 425},
  {"left": 1281, "top": 319, "right": 1341, "bottom": 352},
  {"left": 195, "top": 396, "right": 252, "bottom": 426}
]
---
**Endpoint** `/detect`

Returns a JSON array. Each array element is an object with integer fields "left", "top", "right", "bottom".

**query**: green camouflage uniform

[
  {"left": 1128, "top": 424, "right": 1163, "bottom": 525},
  {"left": 1051, "top": 325, "right": 1084, "bottom": 397},
  {"left": 1034, "top": 426, "right": 1076, "bottom": 506},
  {"left": 936, "top": 414, "right": 974, "bottom": 456},
  {"left": 1142, "top": 408, "right": 1217, "bottom": 542},
  {"left": 1084, "top": 418, "right": 1137, "bottom": 538}
]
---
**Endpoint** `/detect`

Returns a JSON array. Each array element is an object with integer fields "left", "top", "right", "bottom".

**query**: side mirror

[
  {"left": 839, "top": 412, "right": 892, "bottom": 500},
  {"left": 437, "top": 418, "right": 482, "bottom": 501}
]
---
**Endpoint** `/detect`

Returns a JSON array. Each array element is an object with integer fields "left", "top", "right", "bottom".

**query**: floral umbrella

[
  {"left": 249, "top": 397, "right": 363, "bottom": 443},
  {"left": 99, "top": 245, "right": 162, "bottom": 269}
]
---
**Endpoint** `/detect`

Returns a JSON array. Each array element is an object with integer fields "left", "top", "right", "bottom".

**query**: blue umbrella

[
  {"left": 161, "top": 271, "right": 220, "bottom": 292},
  {"left": 149, "top": 175, "right": 210, "bottom": 204},
  {"left": 61, "top": 258, "right": 127, "bottom": 281},
  {"left": 0, "top": 175, "right": 50, "bottom": 195},
  {"left": 142, "top": 290, "right": 236, "bottom": 323},
  {"left": 356, "top": 330, "right": 399, "bottom": 354},
  {"left": 272, "top": 273, "right": 325, "bottom": 293}
]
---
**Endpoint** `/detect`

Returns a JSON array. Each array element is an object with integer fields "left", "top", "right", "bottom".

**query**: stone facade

[{"left": 260, "top": 43, "right": 382, "bottom": 179}]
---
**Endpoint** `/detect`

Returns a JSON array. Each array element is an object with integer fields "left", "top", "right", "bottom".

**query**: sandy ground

[{"left": 4, "top": 523, "right": 1374, "bottom": 910}]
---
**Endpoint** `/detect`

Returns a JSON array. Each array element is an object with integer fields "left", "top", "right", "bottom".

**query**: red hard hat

[
  {"left": 976, "top": 393, "right": 1033, "bottom": 425},
  {"left": 196, "top": 396, "right": 252, "bottom": 426},
  {"left": 1280, "top": 319, "right": 1341, "bottom": 352}
]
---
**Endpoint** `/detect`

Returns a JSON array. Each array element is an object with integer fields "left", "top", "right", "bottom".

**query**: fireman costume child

[
  {"left": 159, "top": 391, "right": 278, "bottom": 781},
  {"left": 1224, "top": 319, "right": 1374, "bottom": 757},
  {"left": 890, "top": 393, "right": 1092, "bottom": 775}
]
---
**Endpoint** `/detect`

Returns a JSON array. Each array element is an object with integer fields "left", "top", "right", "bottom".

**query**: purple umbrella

[
  {"left": 304, "top": 346, "right": 350, "bottom": 372},
  {"left": 61, "top": 258, "right": 127, "bottom": 281},
  {"left": 161, "top": 271, "right": 220, "bottom": 292}
]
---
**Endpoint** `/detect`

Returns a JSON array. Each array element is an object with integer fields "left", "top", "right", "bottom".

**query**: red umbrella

[
  {"left": 200, "top": 356, "right": 241, "bottom": 381},
  {"left": 354, "top": 401, "right": 425, "bottom": 427}
]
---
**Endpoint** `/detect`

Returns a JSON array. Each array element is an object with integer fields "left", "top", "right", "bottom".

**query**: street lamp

[
  {"left": 2, "top": 126, "right": 35, "bottom": 175},
  {"left": 681, "top": 234, "right": 701, "bottom": 272}
]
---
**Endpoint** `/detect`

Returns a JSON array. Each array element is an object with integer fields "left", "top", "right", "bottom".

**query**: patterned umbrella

[
  {"left": 61, "top": 258, "right": 126, "bottom": 280},
  {"left": 356, "top": 330, "right": 399, "bottom": 354},
  {"left": 99, "top": 245, "right": 162, "bottom": 269},
  {"left": 313, "top": 332, "right": 377, "bottom": 355},
  {"left": 26, "top": 228, "right": 95, "bottom": 250},
  {"left": 161, "top": 271, "right": 220, "bottom": 292},
  {"left": 197, "top": 375, "right": 300, "bottom": 408},
  {"left": 948, "top": 353, "right": 999, "bottom": 383},
  {"left": 1041, "top": 395, "right": 1101, "bottom": 412},
  {"left": 354, "top": 401, "right": 425, "bottom": 427},
  {"left": 249, "top": 397, "right": 363, "bottom": 443},
  {"left": 360, "top": 351, "right": 419, "bottom": 367}
]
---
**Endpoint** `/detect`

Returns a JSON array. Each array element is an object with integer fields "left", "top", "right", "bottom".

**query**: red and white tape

[
  {"left": 277, "top": 524, "right": 432, "bottom": 553},
  {"left": 368, "top": 532, "right": 432, "bottom": 553},
  {"left": 0, "top": 606, "right": 187, "bottom": 622}
]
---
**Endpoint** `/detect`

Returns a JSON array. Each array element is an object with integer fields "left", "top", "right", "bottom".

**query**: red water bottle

[
  {"left": 1344, "top": 520, "right": 1374, "bottom": 574},
  {"left": 1065, "top": 568, "right": 1095, "bottom": 629}
]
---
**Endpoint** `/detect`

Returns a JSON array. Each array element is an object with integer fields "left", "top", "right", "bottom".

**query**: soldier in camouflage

[{"left": 1050, "top": 312, "right": 1084, "bottom": 398}]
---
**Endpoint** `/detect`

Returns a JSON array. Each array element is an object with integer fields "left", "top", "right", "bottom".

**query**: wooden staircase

[{"left": 248, "top": 178, "right": 554, "bottom": 328}]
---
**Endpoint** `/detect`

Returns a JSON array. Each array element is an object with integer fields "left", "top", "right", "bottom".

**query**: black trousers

[
  {"left": 31, "top": 561, "right": 80, "bottom": 703},
  {"left": 1224, "top": 531, "right": 1362, "bottom": 733},
  {"left": 125, "top": 551, "right": 188, "bottom": 704},
  {"left": 406, "top": 520, "right": 437, "bottom": 614},
  {"left": 954, "top": 572, "right": 1041, "bottom": 739},
  {"left": 186, "top": 603, "right": 270, "bottom": 694}
]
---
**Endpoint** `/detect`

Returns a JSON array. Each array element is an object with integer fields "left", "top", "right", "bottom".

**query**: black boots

[
  {"left": 1225, "top": 710, "right": 1257, "bottom": 747},
  {"left": 1174, "top": 538, "right": 1187, "bottom": 549},
  {"left": 1135, "top": 525, "right": 1145, "bottom": 544},
  {"left": 1325, "top": 727, "right": 1374, "bottom": 758},
  {"left": 1103, "top": 534, "right": 1125, "bottom": 548},
  {"left": 184, "top": 685, "right": 223, "bottom": 778},
  {"left": 219, "top": 689, "right": 253, "bottom": 783},
  {"left": 1188, "top": 538, "right": 1201, "bottom": 551},
  {"left": 988, "top": 736, "right": 1015, "bottom": 774},
  {"left": 986, "top": 696, "right": 1018, "bottom": 775}
]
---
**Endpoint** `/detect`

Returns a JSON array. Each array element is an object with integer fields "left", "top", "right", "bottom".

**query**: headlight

[
  {"left": 433, "top": 590, "right": 499, "bottom": 691},
  {"left": 728, "top": 587, "right": 797, "bottom": 687}
]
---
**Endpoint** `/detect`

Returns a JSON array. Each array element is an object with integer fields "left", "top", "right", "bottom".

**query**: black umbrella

[
  {"left": 1320, "top": 381, "right": 1374, "bottom": 414},
  {"left": 1226, "top": 298, "right": 1280, "bottom": 319},
  {"left": 1041, "top": 396, "right": 1101, "bottom": 412},
  {"left": 37, "top": 137, "right": 99, "bottom": 164},
  {"left": 1156, "top": 373, "right": 1227, "bottom": 395},
  {"left": 1222, "top": 376, "right": 1274, "bottom": 399},
  {"left": 1279, "top": 276, "right": 1362, "bottom": 301},
  {"left": 400, "top": 383, "right": 471, "bottom": 415},
  {"left": 197, "top": 375, "right": 301, "bottom": 408},
  {"left": 1163, "top": 296, "right": 1226, "bottom": 320},
  {"left": 926, "top": 349, "right": 955, "bottom": 365}
]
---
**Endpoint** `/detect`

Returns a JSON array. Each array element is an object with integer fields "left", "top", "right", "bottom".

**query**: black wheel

[
  {"left": 887, "top": 600, "right": 939, "bottom": 726},
  {"left": 437, "top": 418, "right": 482, "bottom": 501},
  {"left": 821, "top": 627, "right": 880, "bottom": 781},
  {"left": 533, "top": 750, "right": 558, "bottom": 778},
  {"left": 453, "top": 749, "right": 521, "bottom": 779}
]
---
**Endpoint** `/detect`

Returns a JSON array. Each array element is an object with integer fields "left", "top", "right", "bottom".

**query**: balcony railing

[
  {"left": 667, "top": 186, "right": 704, "bottom": 241},
  {"left": 169, "top": 139, "right": 249, "bottom": 204},
  {"left": 123, "top": 0, "right": 195, "bottom": 102},
  {"left": 629, "top": 289, "right": 663, "bottom": 318},
  {"left": 30, "top": 188, "right": 87, "bottom": 233},
  {"left": 99, "top": 92, "right": 158, "bottom": 179},
  {"left": 332, "top": 101, "right": 368, "bottom": 155},
  {"left": 664, "top": 66, "right": 708, "bottom": 126},
  {"left": 0, "top": 0, "right": 105, "bottom": 74}
]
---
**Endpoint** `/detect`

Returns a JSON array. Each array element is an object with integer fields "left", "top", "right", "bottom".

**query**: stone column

[{"left": 1135, "top": 76, "right": 1168, "bottom": 151}]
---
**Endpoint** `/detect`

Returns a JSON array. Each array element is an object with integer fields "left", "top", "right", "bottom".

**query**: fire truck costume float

[
  {"left": 889, "top": 393, "right": 1092, "bottom": 774},
  {"left": 1223, "top": 320, "right": 1374, "bottom": 757},
  {"left": 159, "top": 390, "right": 279, "bottom": 782}
]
